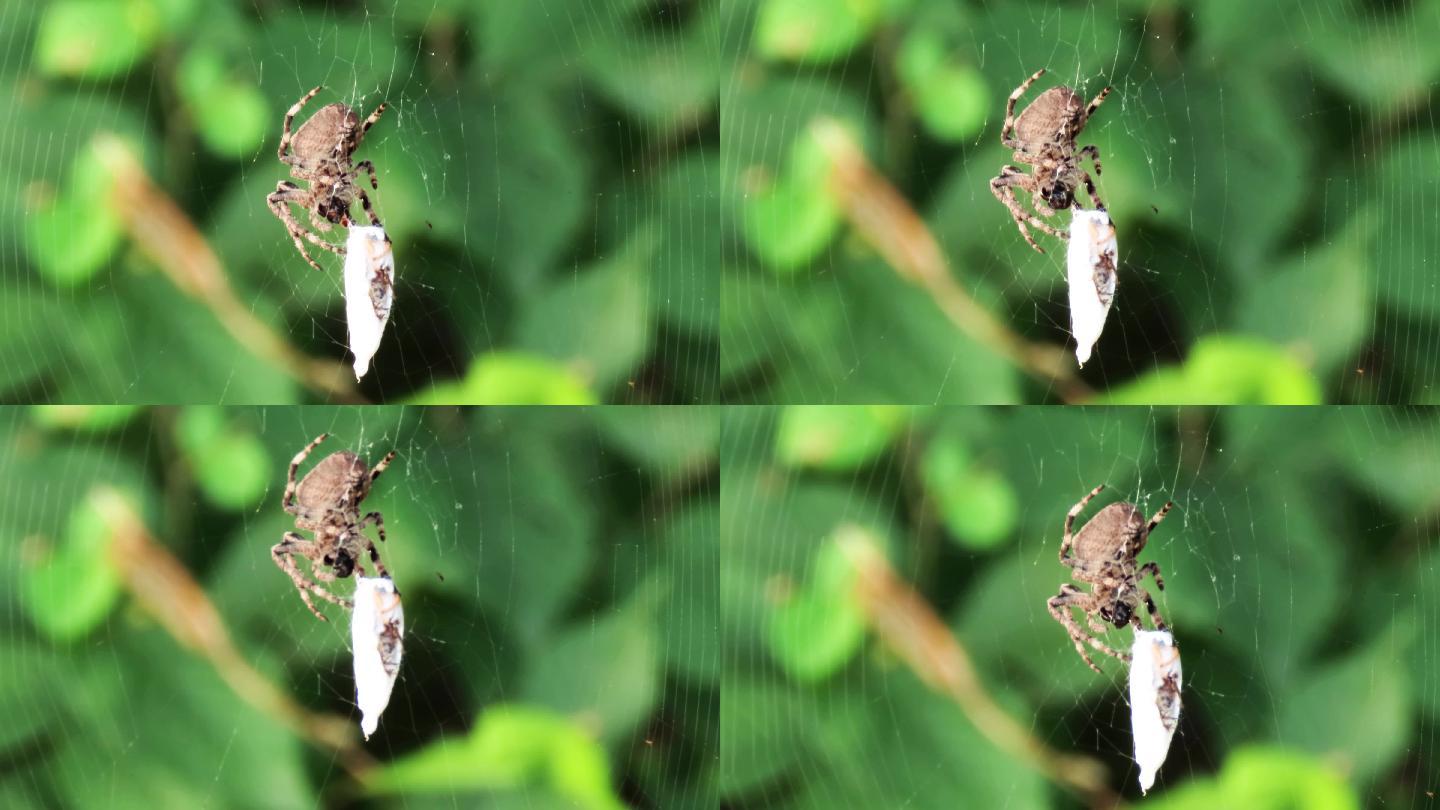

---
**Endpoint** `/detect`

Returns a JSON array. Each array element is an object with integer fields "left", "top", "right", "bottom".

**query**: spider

[
  {"left": 990, "top": 68, "right": 1111, "bottom": 253},
  {"left": 1046, "top": 484, "right": 1173, "bottom": 673},
  {"left": 266, "top": 86, "right": 387, "bottom": 271},
  {"left": 271, "top": 433, "right": 395, "bottom": 621}
]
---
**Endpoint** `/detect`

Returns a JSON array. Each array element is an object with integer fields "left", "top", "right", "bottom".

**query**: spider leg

[
  {"left": 368, "top": 451, "right": 396, "bottom": 487},
  {"left": 1030, "top": 186, "right": 1059, "bottom": 218},
  {"left": 1047, "top": 584, "right": 1129, "bottom": 673},
  {"left": 279, "top": 85, "right": 324, "bottom": 160},
  {"left": 1077, "top": 144, "right": 1103, "bottom": 176},
  {"left": 1076, "top": 86, "right": 1112, "bottom": 132},
  {"left": 273, "top": 532, "right": 352, "bottom": 621},
  {"left": 991, "top": 166, "right": 1065, "bottom": 253},
  {"left": 1060, "top": 483, "right": 1106, "bottom": 566},
  {"left": 358, "top": 102, "right": 387, "bottom": 142},
  {"left": 1078, "top": 170, "right": 1105, "bottom": 211},
  {"left": 354, "top": 160, "right": 379, "bottom": 190},
  {"left": 1137, "top": 561, "right": 1165, "bottom": 591},
  {"left": 1000, "top": 68, "right": 1046, "bottom": 149},
  {"left": 1086, "top": 613, "right": 1110, "bottom": 637},
  {"left": 267, "top": 184, "right": 323, "bottom": 272},
  {"left": 354, "top": 186, "right": 383, "bottom": 227},
  {"left": 1135, "top": 585, "right": 1168, "bottom": 631},
  {"left": 283, "top": 433, "right": 330, "bottom": 514},
  {"left": 1132, "top": 501, "right": 1173, "bottom": 554},
  {"left": 268, "top": 183, "right": 346, "bottom": 270},
  {"left": 359, "top": 511, "right": 387, "bottom": 543},
  {"left": 307, "top": 207, "right": 335, "bottom": 234},
  {"left": 362, "top": 537, "right": 388, "bottom": 578}
]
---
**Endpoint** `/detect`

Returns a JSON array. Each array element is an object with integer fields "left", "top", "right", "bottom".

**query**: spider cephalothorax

[
  {"left": 989, "top": 68, "right": 1110, "bottom": 253},
  {"left": 271, "top": 433, "right": 395, "bottom": 621},
  {"left": 266, "top": 86, "right": 387, "bottom": 270},
  {"left": 1046, "top": 484, "right": 1173, "bottom": 673}
]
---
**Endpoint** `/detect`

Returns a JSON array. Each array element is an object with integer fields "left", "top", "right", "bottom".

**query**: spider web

[
  {"left": 720, "top": 0, "right": 1438, "bottom": 403},
  {"left": 0, "top": 0, "right": 720, "bottom": 404},
  {"left": 0, "top": 405, "right": 719, "bottom": 808},
  {"left": 720, "top": 406, "right": 1438, "bottom": 807}
]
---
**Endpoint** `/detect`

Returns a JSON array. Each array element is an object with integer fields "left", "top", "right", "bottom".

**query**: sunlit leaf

[
  {"left": 369, "top": 704, "right": 626, "bottom": 810},
  {"left": 35, "top": 0, "right": 162, "bottom": 79},
  {"left": 775, "top": 405, "right": 909, "bottom": 470},
  {"left": 20, "top": 497, "right": 122, "bottom": 642}
]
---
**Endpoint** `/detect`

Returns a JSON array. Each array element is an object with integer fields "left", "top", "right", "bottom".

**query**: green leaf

[
  {"left": 31, "top": 405, "right": 139, "bottom": 431},
  {"left": 766, "top": 535, "right": 865, "bottom": 682},
  {"left": 741, "top": 177, "right": 840, "bottom": 273},
  {"left": 775, "top": 405, "right": 909, "bottom": 470},
  {"left": 522, "top": 604, "right": 660, "bottom": 747},
  {"left": 754, "top": 0, "right": 883, "bottom": 64},
  {"left": 719, "top": 680, "right": 813, "bottom": 796},
  {"left": 0, "top": 640, "right": 68, "bottom": 754},
  {"left": 896, "top": 32, "right": 989, "bottom": 142},
  {"left": 592, "top": 406, "right": 719, "bottom": 479},
  {"left": 1237, "top": 227, "right": 1370, "bottom": 376},
  {"left": 176, "top": 49, "right": 269, "bottom": 158},
  {"left": 1276, "top": 640, "right": 1411, "bottom": 782},
  {"left": 787, "top": 666, "right": 1048, "bottom": 808},
  {"left": 52, "top": 631, "right": 313, "bottom": 810},
  {"left": 410, "top": 352, "right": 598, "bottom": 405},
  {"left": 750, "top": 259, "right": 1022, "bottom": 403},
  {"left": 920, "top": 441, "right": 1018, "bottom": 550},
  {"left": 20, "top": 496, "right": 122, "bottom": 642},
  {"left": 657, "top": 503, "right": 721, "bottom": 683},
  {"left": 193, "top": 82, "right": 269, "bottom": 158},
  {"left": 1370, "top": 134, "right": 1440, "bottom": 319},
  {"left": 35, "top": 0, "right": 162, "bottom": 78},
  {"left": 516, "top": 237, "right": 653, "bottom": 393},
  {"left": 1102, "top": 335, "right": 1322, "bottom": 405},
  {"left": 175, "top": 407, "right": 270, "bottom": 511},
  {"left": 24, "top": 191, "right": 122, "bottom": 287},
  {"left": 368, "top": 704, "right": 626, "bottom": 810},
  {"left": 578, "top": 4, "right": 721, "bottom": 129},
  {"left": 1145, "top": 746, "right": 1358, "bottom": 810}
]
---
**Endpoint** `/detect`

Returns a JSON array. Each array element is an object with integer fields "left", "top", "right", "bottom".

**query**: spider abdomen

[
  {"left": 295, "top": 451, "right": 368, "bottom": 512},
  {"left": 1071, "top": 502, "right": 1145, "bottom": 562},
  {"left": 292, "top": 103, "right": 361, "bottom": 164},
  {"left": 1014, "top": 87, "right": 1084, "bottom": 147}
]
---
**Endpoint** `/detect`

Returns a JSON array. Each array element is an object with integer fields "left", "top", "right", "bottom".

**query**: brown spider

[
  {"left": 266, "top": 86, "right": 386, "bottom": 271},
  {"left": 990, "top": 68, "right": 1110, "bottom": 253},
  {"left": 1046, "top": 484, "right": 1173, "bottom": 673},
  {"left": 271, "top": 433, "right": 395, "bottom": 621}
]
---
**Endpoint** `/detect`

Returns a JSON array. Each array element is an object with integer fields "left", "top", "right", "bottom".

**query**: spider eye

[{"left": 1048, "top": 187, "right": 1073, "bottom": 208}]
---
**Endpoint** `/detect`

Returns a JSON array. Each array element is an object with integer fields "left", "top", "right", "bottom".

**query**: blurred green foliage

[
  {"left": 722, "top": 0, "right": 1440, "bottom": 403},
  {"left": 721, "top": 405, "right": 1437, "bottom": 807},
  {"left": 0, "top": 406, "right": 718, "bottom": 808},
  {"left": 3, "top": 0, "right": 721, "bottom": 404}
]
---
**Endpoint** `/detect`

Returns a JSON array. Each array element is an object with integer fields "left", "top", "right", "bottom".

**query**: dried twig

[
  {"left": 835, "top": 524, "right": 1123, "bottom": 809},
  {"left": 93, "top": 486, "right": 375, "bottom": 777},
  {"left": 810, "top": 119, "right": 1091, "bottom": 402},
  {"left": 90, "top": 135, "right": 361, "bottom": 402}
]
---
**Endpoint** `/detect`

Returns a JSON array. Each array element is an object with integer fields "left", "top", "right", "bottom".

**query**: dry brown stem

[
  {"left": 91, "top": 135, "right": 361, "bottom": 402},
  {"left": 810, "top": 119, "right": 1091, "bottom": 402},
  {"left": 93, "top": 486, "right": 375, "bottom": 776},
  {"left": 835, "top": 525, "right": 1123, "bottom": 809}
]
